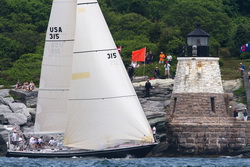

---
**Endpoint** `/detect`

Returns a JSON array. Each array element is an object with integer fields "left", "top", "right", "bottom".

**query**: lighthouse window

[
  {"left": 210, "top": 97, "right": 215, "bottom": 113},
  {"left": 173, "top": 97, "right": 177, "bottom": 113}
]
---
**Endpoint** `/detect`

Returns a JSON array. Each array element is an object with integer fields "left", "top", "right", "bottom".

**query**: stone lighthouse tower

[
  {"left": 166, "top": 26, "right": 249, "bottom": 156},
  {"left": 172, "top": 26, "right": 226, "bottom": 116}
]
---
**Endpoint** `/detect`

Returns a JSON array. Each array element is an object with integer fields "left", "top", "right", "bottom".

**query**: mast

[
  {"left": 64, "top": 0, "right": 154, "bottom": 150},
  {"left": 34, "top": 0, "right": 77, "bottom": 133}
]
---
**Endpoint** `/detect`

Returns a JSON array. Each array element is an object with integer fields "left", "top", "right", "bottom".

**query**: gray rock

[
  {"left": 133, "top": 76, "right": 148, "bottom": 82},
  {"left": 0, "top": 89, "right": 10, "bottom": 97},
  {"left": 0, "top": 134, "right": 7, "bottom": 156},
  {"left": 9, "top": 89, "right": 38, "bottom": 108},
  {"left": 222, "top": 79, "right": 242, "bottom": 93},
  {"left": 0, "top": 97, "right": 4, "bottom": 105},
  {"left": 236, "top": 103, "right": 246, "bottom": 111},
  {"left": 22, "top": 126, "right": 34, "bottom": 133},
  {"left": 3, "top": 113, "right": 28, "bottom": 125},
  {"left": 148, "top": 117, "right": 165, "bottom": 125},
  {"left": 9, "top": 103, "right": 31, "bottom": 121},
  {"left": 27, "top": 108, "right": 36, "bottom": 123},
  {"left": 0, "top": 97, "right": 14, "bottom": 105},
  {"left": 142, "top": 100, "right": 165, "bottom": 113},
  {"left": 0, "top": 105, "right": 12, "bottom": 113}
]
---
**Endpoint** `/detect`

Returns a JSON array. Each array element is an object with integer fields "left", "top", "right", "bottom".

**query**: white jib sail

[
  {"left": 64, "top": 0, "right": 154, "bottom": 150},
  {"left": 34, "top": 0, "right": 77, "bottom": 133}
]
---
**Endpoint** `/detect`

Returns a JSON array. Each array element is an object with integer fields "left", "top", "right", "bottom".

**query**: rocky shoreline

[{"left": 0, "top": 78, "right": 249, "bottom": 157}]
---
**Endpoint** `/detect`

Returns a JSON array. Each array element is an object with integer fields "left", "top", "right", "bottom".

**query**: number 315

[{"left": 107, "top": 53, "right": 117, "bottom": 59}]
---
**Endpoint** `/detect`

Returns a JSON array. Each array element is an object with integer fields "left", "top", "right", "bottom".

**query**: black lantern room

[{"left": 187, "top": 25, "right": 210, "bottom": 57}]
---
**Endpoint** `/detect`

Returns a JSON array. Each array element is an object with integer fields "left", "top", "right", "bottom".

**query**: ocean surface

[{"left": 0, "top": 156, "right": 250, "bottom": 167}]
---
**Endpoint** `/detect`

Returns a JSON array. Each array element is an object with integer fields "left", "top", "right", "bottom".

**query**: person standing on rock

[
  {"left": 164, "top": 62, "right": 171, "bottom": 78},
  {"left": 144, "top": 79, "right": 152, "bottom": 97},
  {"left": 233, "top": 109, "right": 238, "bottom": 119},
  {"left": 243, "top": 108, "right": 248, "bottom": 121},
  {"left": 127, "top": 65, "right": 134, "bottom": 81}
]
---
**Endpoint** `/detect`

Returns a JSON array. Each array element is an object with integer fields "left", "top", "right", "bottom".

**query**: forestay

[
  {"left": 34, "top": 0, "right": 77, "bottom": 133},
  {"left": 64, "top": 0, "right": 154, "bottom": 150}
]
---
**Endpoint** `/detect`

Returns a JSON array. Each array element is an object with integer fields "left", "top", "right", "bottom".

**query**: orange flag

[{"left": 131, "top": 47, "right": 146, "bottom": 62}]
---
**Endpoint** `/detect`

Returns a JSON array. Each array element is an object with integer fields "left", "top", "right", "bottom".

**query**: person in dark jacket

[
  {"left": 145, "top": 79, "right": 152, "bottom": 97},
  {"left": 244, "top": 108, "right": 248, "bottom": 121},
  {"left": 127, "top": 65, "right": 134, "bottom": 81},
  {"left": 154, "top": 67, "right": 160, "bottom": 79}
]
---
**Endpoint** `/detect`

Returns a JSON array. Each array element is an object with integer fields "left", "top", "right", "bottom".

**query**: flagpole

[{"left": 143, "top": 47, "right": 146, "bottom": 77}]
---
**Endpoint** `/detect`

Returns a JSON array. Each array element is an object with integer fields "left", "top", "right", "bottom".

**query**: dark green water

[{"left": 0, "top": 157, "right": 249, "bottom": 167}]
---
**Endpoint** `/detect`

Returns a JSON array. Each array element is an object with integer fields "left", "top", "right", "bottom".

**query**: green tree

[
  {"left": 230, "top": 24, "right": 250, "bottom": 58},
  {"left": 236, "top": 0, "right": 250, "bottom": 16},
  {"left": 162, "top": 0, "right": 232, "bottom": 47},
  {"left": 113, "top": 13, "right": 153, "bottom": 40},
  {"left": 0, "top": 34, "right": 21, "bottom": 70},
  {"left": 6, "top": 53, "right": 42, "bottom": 84}
]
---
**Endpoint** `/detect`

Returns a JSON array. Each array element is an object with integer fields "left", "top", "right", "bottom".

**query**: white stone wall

[{"left": 173, "top": 57, "right": 224, "bottom": 93}]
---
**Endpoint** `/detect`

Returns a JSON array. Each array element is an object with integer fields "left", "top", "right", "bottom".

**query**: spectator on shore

[
  {"left": 244, "top": 108, "right": 248, "bottom": 121},
  {"left": 146, "top": 51, "right": 154, "bottom": 64},
  {"left": 144, "top": 79, "right": 152, "bottom": 97},
  {"left": 148, "top": 51, "right": 154, "bottom": 63},
  {"left": 127, "top": 65, "right": 134, "bottom": 81},
  {"left": 28, "top": 81, "right": 35, "bottom": 91},
  {"left": 248, "top": 69, "right": 250, "bottom": 82},
  {"left": 22, "top": 81, "right": 29, "bottom": 90},
  {"left": 159, "top": 52, "right": 165, "bottom": 64},
  {"left": 164, "top": 62, "right": 171, "bottom": 78},
  {"left": 154, "top": 67, "right": 160, "bottom": 79},
  {"left": 239, "top": 63, "right": 245, "bottom": 75},
  {"left": 167, "top": 53, "right": 173, "bottom": 65},
  {"left": 15, "top": 80, "right": 22, "bottom": 89},
  {"left": 233, "top": 109, "right": 238, "bottom": 119}
]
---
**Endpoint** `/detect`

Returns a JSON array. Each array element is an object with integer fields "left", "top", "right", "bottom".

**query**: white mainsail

[
  {"left": 64, "top": 0, "right": 154, "bottom": 150},
  {"left": 34, "top": 0, "right": 77, "bottom": 133}
]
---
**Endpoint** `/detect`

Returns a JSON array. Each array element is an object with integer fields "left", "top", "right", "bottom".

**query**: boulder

[
  {"left": 9, "top": 89, "right": 38, "bottom": 108},
  {"left": 0, "top": 104, "right": 12, "bottom": 113},
  {"left": 0, "top": 89, "right": 10, "bottom": 97},
  {"left": 236, "top": 103, "right": 247, "bottom": 111},
  {"left": 133, "top": 76, "right": 148, "bottom": 82},
  {"left": 141, "top": 100, "right": 165, "bottom": 113},
  {"left": 0, "top": 96, "right": 14, "bottom": 105},
  {"left": 222, "top": 79, "right": 242, "bottom": 93},
  {"left": 0, "top": 133, "right": 7, "bottom": 156},
  {"left": 8, "top": 103, "right": 31, "bottom": 121},
  {"left": 27, "top": 108, "right": 36, "bottom": 123},
  {"left": 3, "top": 113, "right": 28, "bottom": 125}
]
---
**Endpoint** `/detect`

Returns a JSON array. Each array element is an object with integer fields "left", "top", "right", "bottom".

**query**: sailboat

[{"left": 6, "top": 0, "right": 157, "bottom": 158}]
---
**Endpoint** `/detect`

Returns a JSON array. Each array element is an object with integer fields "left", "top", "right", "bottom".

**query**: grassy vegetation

[
  {"left": 233, "top": 84, "right": 247, "bottom": 104},
  {"left": 220, "top": 58, "right": 250, "bottom": 80}
]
